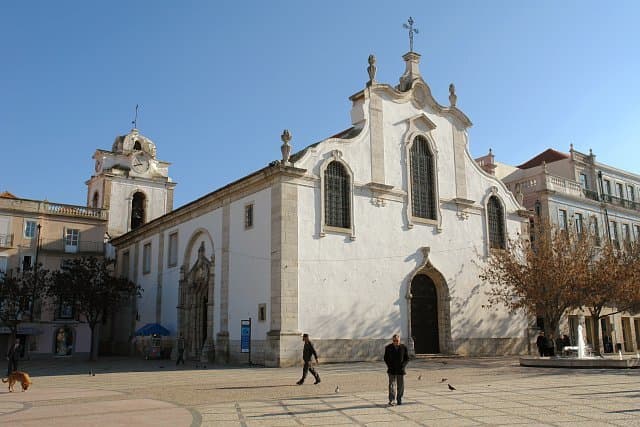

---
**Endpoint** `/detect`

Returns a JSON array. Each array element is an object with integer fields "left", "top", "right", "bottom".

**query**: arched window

[
  {"left": 131, "top": 192, "right": 146, "bottom": 230},
  {"left": 487, "top": 195, "right": 505, "bottom": 249},
  {"left": 133, "top": 140, "right": 142, "bottom": 151},
  {"left": 410, "top": 136, "right": 436, "bottom": 219},
  {"left": 324, "top": 161, "right": 350, "bottom": 228},
  {"left": 92, "top": 191, "right": 99, "bottom": 208}
]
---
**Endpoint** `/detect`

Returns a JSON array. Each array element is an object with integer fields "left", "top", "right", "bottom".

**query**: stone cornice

[{"left": 111, "top": 164, "right": 307, "bottom": 247}]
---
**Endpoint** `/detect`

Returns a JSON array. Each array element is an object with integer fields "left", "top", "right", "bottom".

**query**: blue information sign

[{"left": 241, "top": 319, "right": 251, "bottom": 353}]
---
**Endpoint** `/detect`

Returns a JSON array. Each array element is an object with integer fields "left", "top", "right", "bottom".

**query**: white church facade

[{"left": 109, "top": 50, "right": 530, "bottom": 367}]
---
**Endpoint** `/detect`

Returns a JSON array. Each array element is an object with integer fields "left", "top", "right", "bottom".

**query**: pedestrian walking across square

[
  {"left": 296, "top": 333, "right": 321, "bottom": 385},
  {"left": 384, "top": 334, "right": 408, "bottom": 405}
]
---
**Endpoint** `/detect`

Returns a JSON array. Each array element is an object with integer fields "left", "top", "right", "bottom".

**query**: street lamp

[{"left": 29, "top": 224, "right": 42, "bottom": 320}]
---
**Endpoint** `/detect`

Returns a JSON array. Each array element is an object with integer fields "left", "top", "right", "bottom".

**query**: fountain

[{"left": 520, "top": 317, "right": 639, "bottom": 369}]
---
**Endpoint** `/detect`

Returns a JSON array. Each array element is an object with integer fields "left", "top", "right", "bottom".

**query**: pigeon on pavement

[
  {"left": 448, "top": 384, "right": 456, "bottom": 391},
  {"left": 335, "top": 386, "right": 340, "bottom": 393}
]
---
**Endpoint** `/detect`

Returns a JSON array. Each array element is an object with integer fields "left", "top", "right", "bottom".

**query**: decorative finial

[
  {"left": 589, "top": 148, "right": 593, "bottom": 156},
  {"left": 131, "top": 104, "right": 139, "bottom": 129},
  {"left": 367, "top": 54, "right": 377, "bottom": 86},
  {"left": 402, "top": 17, "right": 419, "bottom": 52},
  {"left": 488, "top": 148, "right": 493, "bottom": 155},
  {"left": 280, "top": 129, "right": 292, "bottom": 164},
  {"left": 570, "top": 143, "right": 574, "bottom": 151},
  {"left": 449, "top": 83, "right": 457, "bottom": 107}
]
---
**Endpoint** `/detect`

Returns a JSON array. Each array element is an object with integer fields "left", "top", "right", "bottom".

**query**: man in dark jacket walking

[
  {"left": 296, "top": 333, "right": 321, "bottom": 385},
  {"left": 384, "top": 334, "right": 409, "bottom": 405},
  {"left": 6, "top": 338, "right": 20, "bottom": 376}
]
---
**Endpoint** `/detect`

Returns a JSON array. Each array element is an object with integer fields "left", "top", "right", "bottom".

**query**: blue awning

[{"left": 134, "top": 323, "right": 171, "bottom": 336}]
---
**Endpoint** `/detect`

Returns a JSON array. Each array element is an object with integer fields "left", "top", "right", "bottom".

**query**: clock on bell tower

[{"left": 86, "top": 128, "right": 177, "bottom": 238}]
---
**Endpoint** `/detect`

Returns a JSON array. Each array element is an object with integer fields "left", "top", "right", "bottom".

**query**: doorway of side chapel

[{"left": 410, "top": 274, "right": 440, "bottom": 354}]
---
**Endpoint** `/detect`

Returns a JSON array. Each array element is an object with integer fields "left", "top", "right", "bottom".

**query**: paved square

[{"left": 1, "top": 357, "right": 638, "bottom": 426}]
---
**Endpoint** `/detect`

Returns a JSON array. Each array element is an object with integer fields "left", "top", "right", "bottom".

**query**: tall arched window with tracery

[
  {"left": 487, "top": 195, "right": 506, "bottom": 249},
  {"left": 410, "top": 136, "right": 436, "bottom": 220},
  {"left": 324, "top": 161, "right": 350, "bottom": 228}
]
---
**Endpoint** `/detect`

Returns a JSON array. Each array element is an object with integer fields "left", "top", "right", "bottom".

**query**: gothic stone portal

[{"left": 178, "top": 242, "right": 215, "bottom": 362}]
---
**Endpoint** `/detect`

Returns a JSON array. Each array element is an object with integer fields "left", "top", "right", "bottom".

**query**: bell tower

[{"left": 86, "top": 128, "right": 176, "bottom": 238}]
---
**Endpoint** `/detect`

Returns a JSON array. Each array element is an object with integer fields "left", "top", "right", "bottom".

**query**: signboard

[{"left": 241, "top": 319, "right": 251, "bottom": 353}]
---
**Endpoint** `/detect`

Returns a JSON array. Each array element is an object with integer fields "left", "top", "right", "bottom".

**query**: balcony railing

[
  {"left": 38, "top": 237, "right": 104, "bottom": 254},
  {"left": 581, "top": 190, "right": 640, "bottom": 211},
  {"left": 0, "top": 198, "right": 107, "bottom": 220},
  {"left": 0, "top": 233, "right": 13, "bottom": 248}
]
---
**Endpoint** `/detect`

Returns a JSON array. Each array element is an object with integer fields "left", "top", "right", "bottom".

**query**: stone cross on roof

[{"left": 403, "top": 17, "right": 419, "bottom": 52}]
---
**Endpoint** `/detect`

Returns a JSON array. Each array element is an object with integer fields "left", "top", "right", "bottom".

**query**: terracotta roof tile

[{"left": 517, "top": 148, "right": 569, "bottom": 169}]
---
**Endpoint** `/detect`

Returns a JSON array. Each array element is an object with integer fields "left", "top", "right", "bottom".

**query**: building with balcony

[
  {"left": 479, "top": 146, "right": 640, "bottom": 354},
  {"left": 0, "top": 192, "right": 107, "bottom": 358}
]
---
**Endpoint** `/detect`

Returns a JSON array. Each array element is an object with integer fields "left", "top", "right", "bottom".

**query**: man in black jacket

[
  {"left": 6, "top": 338, "right": 20, "bottom": 376},
  {"left": 384, "top": 334, "right": 409, "bottom": 405},
  {"left": 296, "top": 333, "right": 321, "bottom": 385}
]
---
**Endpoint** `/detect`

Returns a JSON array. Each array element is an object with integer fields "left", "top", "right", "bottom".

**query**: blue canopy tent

[{"left": 135, "top": 323, "right": 170, "bottom": 336}]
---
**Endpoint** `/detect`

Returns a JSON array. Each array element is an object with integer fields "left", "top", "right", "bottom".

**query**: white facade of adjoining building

[{"left": 500, "top": 147, "right": 640, "bottom": 353}]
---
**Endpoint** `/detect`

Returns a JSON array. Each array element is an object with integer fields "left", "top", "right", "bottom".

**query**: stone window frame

[
  {"left": 574, "top": 211, "right": 585, "bottom": 236},
  {"left": 480, "top": 187, "right": 507, "bottom": 253},
  {"left": 486, "top": 194, "right": 506, "bottom": 250},
  {"left": 403, "top": 129, "right": 441, "bottom": 230},
  {"left": 244, "top": 202, "right": 254, "bottom": 230},
  {"left": 64, "top": 228, "right": 80, "bottom": 253},
  {"left": 142, "top": 242, "right": 152, "bottom": 275},
  {"left": 24, "top": 219, "right": 37, "bottom": 239},
  {"left": 558, "top": 208, "right": 568, "bottom": 232},
  {"left": 319, "top": 150, "right": 356, "bottom": 240},
  {"left": 258, "top": 303, "right": 267, "bottom": 322},
  {"left": 167, "top": 231, "right": 178, "bottom": 268},
  {"left": 590, "top": 215, "right": 601, "bottom": 246}
]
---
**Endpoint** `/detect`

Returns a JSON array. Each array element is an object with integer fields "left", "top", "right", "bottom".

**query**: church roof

[
  {"left": 0, "top": 191, "right": 17, "bottom": 198},
  {"left": 516, "top": 148, "right": 569, "bottom": 169},
  {"left": 289, "top": 127, "right": 361, "bottom": 163}
]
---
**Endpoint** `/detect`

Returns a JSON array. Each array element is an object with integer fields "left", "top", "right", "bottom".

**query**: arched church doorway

[
  {"left": 411, "top": 274, "right": 440, "bottom": 354},
  {"left": 178, "top": 241, "right": 215, "bottom": 362}
]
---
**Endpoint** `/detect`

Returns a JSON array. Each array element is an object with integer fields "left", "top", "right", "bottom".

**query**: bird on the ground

[
  {"left": 440, "top": 378, "right": 447, "bottom": 382},
  {"left": 335, "top": 386, "right": 340, "bottom": 393},
  {"left": 417, "top": 374, "right": 422, "bottom": 380},
  {"left": 92, "top": 372, "right": 95, "bottom": 376},
  {"left": 448, "top": 384, "right": 456, "bottom": 391},
  {"left": 89, "top": 370, "right": 92, "bottom": 376}
]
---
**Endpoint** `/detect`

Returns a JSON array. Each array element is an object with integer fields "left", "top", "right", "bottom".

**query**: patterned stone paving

[{"left": 1, "top": 357, "right": 638, "bottom": 426}]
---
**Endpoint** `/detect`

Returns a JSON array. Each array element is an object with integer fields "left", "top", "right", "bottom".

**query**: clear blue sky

[{"left": 2, "top": 1, "right": 639, "bottom": 208}]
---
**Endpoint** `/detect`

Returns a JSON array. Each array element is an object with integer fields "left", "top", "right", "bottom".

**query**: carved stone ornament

[
  {"left": 280, "top": 129, "right": 292, "bottom": 164},
  {"left": 448, "top": 83, "right": 457, "bottom": 107},
  {"left": 413, "top": 84, "right": 427, "bottom": 108},
  {"left": 367, "top": 54, "right": 377, "bottom": 85}
]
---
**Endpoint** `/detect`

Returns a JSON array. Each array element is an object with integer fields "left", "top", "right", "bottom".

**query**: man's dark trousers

[{"left": 301, "top": 361, "right": 320, "bottom": 383}]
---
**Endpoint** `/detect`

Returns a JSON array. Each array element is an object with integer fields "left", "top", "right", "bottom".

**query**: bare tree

[
  {"left": 575, "top": 240, "right": 640, "bottom": 354},
  {"left": 480, "top": 219, "right": 592, "bottom": 337}
]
